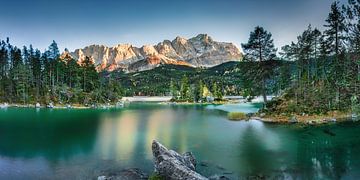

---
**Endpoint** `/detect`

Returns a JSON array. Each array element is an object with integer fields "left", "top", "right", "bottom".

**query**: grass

[
  {"left": 228, "top": 112, "right": 248, "bottom": 121},
  {"left": 259, "top": 110, "right": 353, "bottom": 124},
  {"left": 148, "top": 173, "right": 165, "bottom": 180}
]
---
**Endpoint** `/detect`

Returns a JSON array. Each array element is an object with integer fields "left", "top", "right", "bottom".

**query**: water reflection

[
  {"left": 0, "top": 109, "right": 100, "bottom": 161},
  {"left": 145, "top": 109, "right": 176, "bottom": 157},
  {"left": 0, "top": 104, "right": 360, "bottom": 179},
  {"left": 292, "top": 123, "right": 359, "bottom": 179}
]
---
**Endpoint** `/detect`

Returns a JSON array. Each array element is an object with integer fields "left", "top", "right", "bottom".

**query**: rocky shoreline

[
  {"left": 0, "top": 102, "right": 125, "bottom": 110},
  {"left": 249, "top": 112, "right": 358, "bottom": 125}
]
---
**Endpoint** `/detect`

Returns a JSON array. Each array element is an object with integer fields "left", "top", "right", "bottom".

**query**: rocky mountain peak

[
  {"left": 174, "top": 36, "right": 188, "bottom": 45},
  {"left": 191, "top": 34, "right": 213, "bottom": 43},
  {"left": 68, "top": 34, "right": 242, "bottom": 72},
  {"left": 141, "top": 45, "right": 158, "bottom": 57}
]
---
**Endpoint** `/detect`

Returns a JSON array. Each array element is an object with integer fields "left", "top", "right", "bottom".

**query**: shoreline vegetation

[
  {"left": 228, "top": 111, "right": 357, "bottom": 125},
  {"left": 251, "top": 111, "right": 357, "bottom": 125},
  {"left": 1, "top": 98, "right": 357, "bottom": 126}
]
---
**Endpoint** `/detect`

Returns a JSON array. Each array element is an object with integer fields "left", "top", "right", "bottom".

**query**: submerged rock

[
  {"left": 323, "top": 129, "right": 336, "bottom": 136},
  {"left": 152, "top": 140, "right": 207, "bottom": 180},
  {"left": 209, "top": 175, "right": 230, "bottom": 180},
  {"left": 97, "top": 168, "right": 148, "bottom": 180},
  {"left": 200, "top": 161, "right": 209, "bottom": 167}
]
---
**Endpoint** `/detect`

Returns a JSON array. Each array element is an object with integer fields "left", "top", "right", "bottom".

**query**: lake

[{"left": 0, "top": 103, "right": 359, "bottom": 179}]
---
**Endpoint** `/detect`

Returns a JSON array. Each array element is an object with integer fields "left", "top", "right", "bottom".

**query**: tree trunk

[{"left": 262, "top": 77, "right": 267, "bottom": 105}]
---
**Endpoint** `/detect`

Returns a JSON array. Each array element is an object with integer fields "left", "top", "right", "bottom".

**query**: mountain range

[{"left": 63, "top": 34, "right": 242, "bottom": 72}]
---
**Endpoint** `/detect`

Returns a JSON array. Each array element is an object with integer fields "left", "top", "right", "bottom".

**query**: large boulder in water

[{"left": 152, "top": 140, "right": 207, "bottom": 180}]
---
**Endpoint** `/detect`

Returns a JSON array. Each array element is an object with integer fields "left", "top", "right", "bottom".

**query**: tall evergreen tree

[
  {"left": 324, "top": 1, "right": 348, "bottom": 108},
  {"left": 324, "top": 1, "right": 347, "bottom": 56},
  {"left": 180, "top": 75, "right": 190, "bottom": 101},
  {"left": 81, "top": 56, "right": 98, "bottom": 93},
  {"left": 241, "top": 26, "right": 277, "bottom": 105}
]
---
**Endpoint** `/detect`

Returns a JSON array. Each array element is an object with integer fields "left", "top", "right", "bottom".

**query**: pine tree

[
  {"left": 324, "top": 1, "right": 347, "bottom": 108},
  {"left": 169, "top": 78, "right": 178, "bottom": 98},
  {"left": 345, "top": 0, "right": 360, "bottom": 111},
  {"left": 180, "top": 75, "right": 190, "bottom": 101},
  {"left": 212, "top": 82, "right": 223, "bottom": 100},
  {"left": 241, "top": 26, "right": 277, "bottom": 105},
  {"left": 81, "top": 56, "right": 98, "bottom": 93},
  {"left": 31, "top": 49, "right": 42, "bottom": 100}
]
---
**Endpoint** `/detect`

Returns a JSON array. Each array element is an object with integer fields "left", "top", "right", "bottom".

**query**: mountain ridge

[{"left": 66, "top": 34, "right": 242, "bottom": 72}]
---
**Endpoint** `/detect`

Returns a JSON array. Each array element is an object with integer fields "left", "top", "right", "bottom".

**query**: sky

[{"left": 0, "top": 0, "right": 347, "bottom": 52}]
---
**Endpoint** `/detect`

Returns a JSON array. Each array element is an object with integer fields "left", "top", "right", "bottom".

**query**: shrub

[
  {"left": 149, "top": 173, "right": 165, "bottom": 180},
  {"left": 228, "top": 112, "right": 248, "bottom": 121},
  {"left": 351, "top": 95, "right": 360, "bottom": 115}
]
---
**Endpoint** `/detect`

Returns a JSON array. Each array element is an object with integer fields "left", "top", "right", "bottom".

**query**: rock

[
  {"left": 352, "top": 114, "right": 358, "bottom": 121},
  {"left": 183, "top": 152, "right": 197, "bottom": 170},
  {"left": 216, "top": 165, "right": 226, "bottom": 170},
  {"left": 260, "top": 113, "right": 266, "bottom": 118},
  {"left": 117, "top": 168, "right": 148, "bottom": 180},
  {"left": 0, "top": 103, "right": 9, "bottom": 109},
  {"left": 35, "top": 103, "right": 41, "bottom": 108},
  {"left": 97, "top": 168, "right": 148, "bottom": 180},
  {"left": 289, "top": 116, "right": 298, "bottom": 123},
  {"left": 206, "top": 96, "right": 215, "bottom": 103},
  {"left": 152, "top": 140, "right": 207, "bottom": 180},
  {"left": 97, "top": 176, "right": 107, "bottom": 180},
  {"left": 209, "top": 175, "right": 230, "bottom": 180},
  {"left": 308, "top": 120, "right": 315, "bottom": 125},
  {"left": 323, "top": 129, "right": 336, "bottom": 136},
  {"left": 328, "top": 118, "right": 337, "bottom": 122},
  {"left": 199, "top": 161, "right": 209, "bottom": 167},
  {"left": 246, "top": 113, "right": 255, "bottom": 118},
  {"left": 116, "top": 102, "right": 124, "bottom": 108},
  {"left": 47, "top": 102, "right": 54, "bottom": 108}
]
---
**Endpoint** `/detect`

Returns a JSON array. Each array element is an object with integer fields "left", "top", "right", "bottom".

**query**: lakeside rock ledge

[{"left": 152, "top": 140, "right": 208, "bottom": 180}]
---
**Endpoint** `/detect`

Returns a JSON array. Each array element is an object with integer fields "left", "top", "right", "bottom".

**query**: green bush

[
  {"left": 228, "top": 112, "right": 248, "bottom": 121},
  {"left": 148, "top": 173, "right": 165, "bottom": 180},
  {"left": 352, "top": 95, "right": 360, "bottom": 115}
]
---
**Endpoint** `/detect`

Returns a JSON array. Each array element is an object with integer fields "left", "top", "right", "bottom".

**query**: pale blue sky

[{"left": 0, "top": 0, "right": 346, "bottom": 52}]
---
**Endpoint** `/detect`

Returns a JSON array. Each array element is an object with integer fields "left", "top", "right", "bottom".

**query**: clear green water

[{"left": 0, "top": 103, "right": 359, "bottom": 179}]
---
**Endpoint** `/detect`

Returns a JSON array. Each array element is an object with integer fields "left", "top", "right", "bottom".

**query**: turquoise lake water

[{"left": 0, "top": 103, "right": 359, "bottom": 179}]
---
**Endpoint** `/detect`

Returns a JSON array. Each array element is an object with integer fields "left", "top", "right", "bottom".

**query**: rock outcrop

[
  {"left": 152, "top": 140, "right": 208, "bottom": 180},
  {"left": 68, "top": 34, "right": 242, "bottom": 72},
  {"left": 97, "top": 140, "right": 232, "bottom": 180}
]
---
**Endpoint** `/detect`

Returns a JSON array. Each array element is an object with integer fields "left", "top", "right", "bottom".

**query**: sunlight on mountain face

[{"left": 68, "top": 34, "right": 242, "bottom": 72}]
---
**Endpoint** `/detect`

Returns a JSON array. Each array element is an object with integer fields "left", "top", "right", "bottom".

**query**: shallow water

[{"left": 0, "top": 103, "right": 359, "bottom": 179}]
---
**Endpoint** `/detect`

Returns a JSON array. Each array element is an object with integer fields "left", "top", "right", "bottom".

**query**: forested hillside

[{"left": 240, "top": 1, "right": 359, "bottom": 115}]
